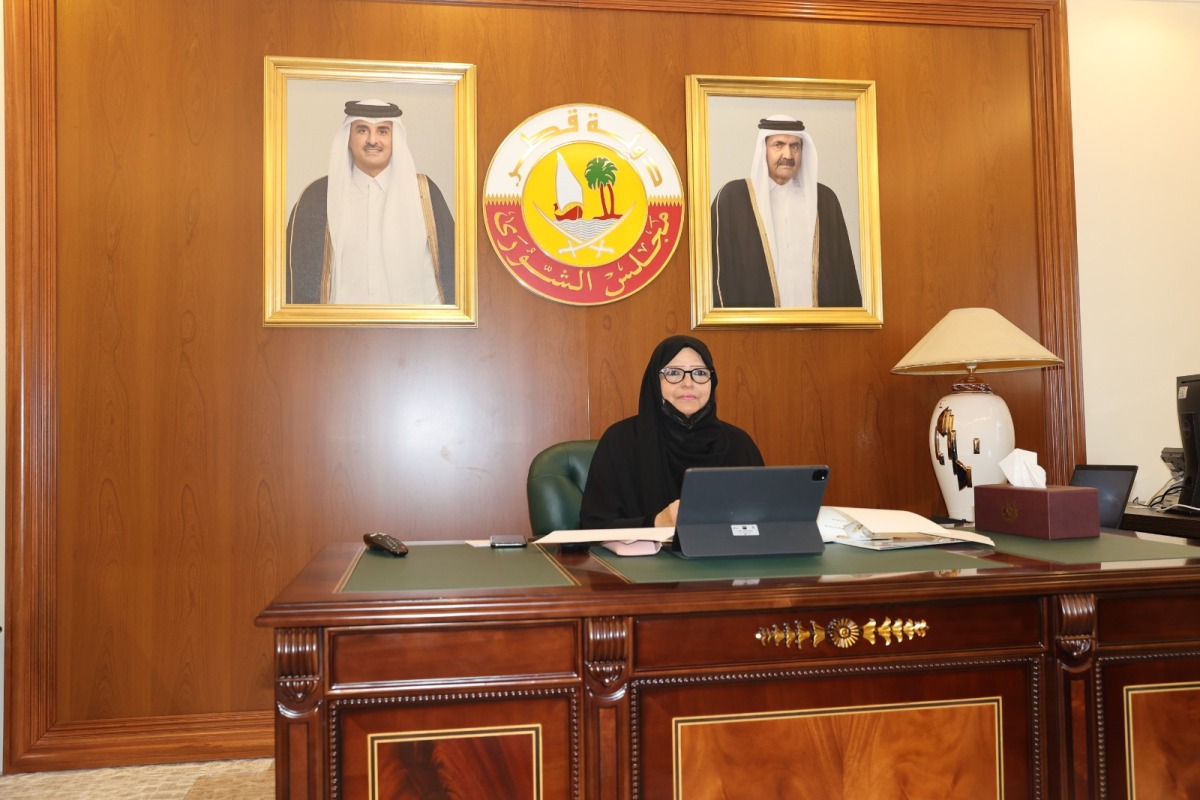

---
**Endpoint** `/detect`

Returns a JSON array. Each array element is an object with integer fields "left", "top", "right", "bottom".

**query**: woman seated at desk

[{"left": 580, "top": 335, "right": 763, "bottom": 529}]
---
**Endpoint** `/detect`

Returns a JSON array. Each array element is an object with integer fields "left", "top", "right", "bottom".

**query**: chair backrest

[
  {"left": 526, "top": 440, "right": 599, "bottom": 537},
  {"left": 1070, "top": 464, "right": 1138, "bottom": 529}
]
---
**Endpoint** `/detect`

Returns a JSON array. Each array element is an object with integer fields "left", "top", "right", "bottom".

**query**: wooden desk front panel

[
  {"left": 326, "top": 621, "right": 584, "bottom": 797},
  {"left": 332, "top": 689, "right": 579, "bottom": 799},
  {"left": 317, "top": 614, "right": 1045, "bottom": 800},
  {"left": 1087, "top": 590, "right": 1200, "bottom": 799},
  {"left": 634, "top": 597, "right": 1044, "bottom": 671},
  {"left": 329, "top": 621, "right": 581, "bottom": 688},
  {"left": 629, "top": 597, "right": 1045, "bottom": 799},
  {"left": 633, "top": 659, "right": 1036, "bottom": 799},
  {"left": 1095, "top": 590, "right": 1200, "bottom": 648},
  {"left": 1092, "top": 655, "right": 1200, "bottom": 800},
  {"left": 260, "top": 543, "right": 1200, "bottom": 799}
]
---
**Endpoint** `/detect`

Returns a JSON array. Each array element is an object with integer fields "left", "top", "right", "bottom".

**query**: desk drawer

[
  {"left": 1097, "top": 591, "right": 1200, "bottom": 647},
  {"left": 329, "top": 620, "right": 579, "bottom": 688},
  {"left": 633, "top": 598, "right": 1043, "bottom": 670}
]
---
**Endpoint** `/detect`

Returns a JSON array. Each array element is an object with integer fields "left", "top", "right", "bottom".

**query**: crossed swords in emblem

[{"left": 534, "top": 205, "right": 632, "bottom": 258}]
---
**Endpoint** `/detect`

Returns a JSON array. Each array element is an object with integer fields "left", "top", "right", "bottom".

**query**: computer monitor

[{"left": 1178, "top": 374, "right": 1200, "bottom": 508}]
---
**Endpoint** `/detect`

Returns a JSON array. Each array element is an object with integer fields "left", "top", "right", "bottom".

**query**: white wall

[{"left": 1069, "top": 0, "right": 1200, "bottom": 503}]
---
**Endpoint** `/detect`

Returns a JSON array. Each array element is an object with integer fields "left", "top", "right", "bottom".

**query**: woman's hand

[{"left": 654, "top": 499, "right": 680, "bottom": 528}]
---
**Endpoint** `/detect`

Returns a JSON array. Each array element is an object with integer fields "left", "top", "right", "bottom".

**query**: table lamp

[{"left": 892, "top": 308, "right": 1063, "bottom": 521}]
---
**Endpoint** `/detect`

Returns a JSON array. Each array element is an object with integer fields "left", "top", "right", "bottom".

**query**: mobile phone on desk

[{"left": 490, "top": 534, "right": 528, "bottom": 548}]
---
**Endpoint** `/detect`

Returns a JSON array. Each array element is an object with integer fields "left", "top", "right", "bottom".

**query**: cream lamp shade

[
  {"left": 892, "top": 307, "right": 1062, "bottom": 376},
  {"left": 893, "top": 308, "right": 1063, "bottom": 521}
]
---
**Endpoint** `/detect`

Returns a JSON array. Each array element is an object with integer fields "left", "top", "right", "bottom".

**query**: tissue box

[{"left": 974, "top": 484, "right": 1100, "bottom": 539}]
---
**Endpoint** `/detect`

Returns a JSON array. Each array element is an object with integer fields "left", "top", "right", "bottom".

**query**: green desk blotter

[
  {"left": 341, "top": 544, "right": 577, "bottom": 592},
  {"left": 590, "top": 542, "right": 1006, "bottom": 584},
  {"left": 984, "top": 531, "right": 1200, "bottom": 565}
]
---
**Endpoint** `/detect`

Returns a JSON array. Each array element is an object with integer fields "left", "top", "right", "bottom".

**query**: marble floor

[{"left": 0, "top": 758, "right": 273, "bottom": 799}]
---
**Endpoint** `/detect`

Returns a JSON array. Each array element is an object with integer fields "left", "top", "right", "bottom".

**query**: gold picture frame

[
  {"left": 686, "top": 75, "right": 882, "bottom": 329},
  {"left": 263, "top": 56, "right": 477, "bottom": 326}
]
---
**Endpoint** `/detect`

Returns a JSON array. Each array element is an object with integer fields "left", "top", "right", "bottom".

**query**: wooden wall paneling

[
  {"left": 5, "top": 0, "right": 61, "bottom": 772},
  {"left": 5, "top": 0, "right": 1083, "bottom": 772},
  {"left": 1026, "top": 3, "right": 1088, "bottom": 482}
]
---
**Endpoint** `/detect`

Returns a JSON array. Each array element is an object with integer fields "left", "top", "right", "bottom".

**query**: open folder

[{"left": 817, "top": 507, "right": 994, "bottom": 550}]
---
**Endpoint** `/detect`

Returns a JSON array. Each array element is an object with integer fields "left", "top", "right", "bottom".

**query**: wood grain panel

[
  {"left": 1125, "top": 684, "right": 1200, "bottom": 800},
  {"left": 1095, "top": 656, "right": 1200, "bottom": 798},
  {"left": 635, "top": 659, "right": 1038, "bottom": 798},
  {"left": 675, "top": 699, "right": 1001, "bottom": 799},
  {"left": 7, "top": 0, "right": 1082, "bottom": 771},
  {"left": 372, "top": 730, "right": 538, "bottom": 799},
  {"left": 335, "top": 693, "right": 576, "bottom": 799},
  {"left": 329, "top": 622, "right": 580, "bottom": 686}
]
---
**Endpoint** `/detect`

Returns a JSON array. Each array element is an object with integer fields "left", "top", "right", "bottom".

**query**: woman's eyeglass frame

[{"left": 659, "top": 367, "right": 714, "bottom": 384}]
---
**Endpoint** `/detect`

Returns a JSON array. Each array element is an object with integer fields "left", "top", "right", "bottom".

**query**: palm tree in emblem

[{"left": 584, "top": 157, "right": 620, "bottom": 220}]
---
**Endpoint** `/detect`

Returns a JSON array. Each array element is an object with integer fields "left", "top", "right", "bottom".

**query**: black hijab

[{"left": 635, "top": 336, "right": 736, "bottom": 513}]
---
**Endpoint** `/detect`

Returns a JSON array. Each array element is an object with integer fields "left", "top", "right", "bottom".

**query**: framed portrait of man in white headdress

[
  {"left": 685, "top": 75, "right": 882, "bottom": 329},
  {"left": 263, "top": 57, "right": 476, "bottom": 326}
]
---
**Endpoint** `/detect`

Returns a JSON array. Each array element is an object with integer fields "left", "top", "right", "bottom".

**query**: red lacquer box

[{"left": 974, "top": 484, "right": 1100, "bottom": 539}]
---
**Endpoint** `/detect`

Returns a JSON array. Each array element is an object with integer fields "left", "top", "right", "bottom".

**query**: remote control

[{"left": 363, "top": 532, "right": 408, "bottom": 557}]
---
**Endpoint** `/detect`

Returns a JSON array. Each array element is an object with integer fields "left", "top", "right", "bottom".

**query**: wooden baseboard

[{"left": 6, "top": 711, "right": 274, "bottom": 773}]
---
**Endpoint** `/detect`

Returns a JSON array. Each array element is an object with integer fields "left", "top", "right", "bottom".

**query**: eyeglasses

[{"left": 659, "top": 367, "right": 713, "bottom": 384}]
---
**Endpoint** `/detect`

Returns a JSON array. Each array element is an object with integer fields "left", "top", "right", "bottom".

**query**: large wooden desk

[{"left": 256, "top": 533, "right": 1200, "bottom": 799}]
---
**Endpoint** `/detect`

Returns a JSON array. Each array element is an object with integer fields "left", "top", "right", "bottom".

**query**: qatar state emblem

[{"left": 483, "top": 104, "right": 684, "bottom": 305}]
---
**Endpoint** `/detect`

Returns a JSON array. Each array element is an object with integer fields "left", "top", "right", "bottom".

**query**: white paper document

[
  {"left": 818, "top": 507, "right": 994, "bottom": 550},
  {"left": 539, "top": 527, "right": 675, "bottom": 544}
]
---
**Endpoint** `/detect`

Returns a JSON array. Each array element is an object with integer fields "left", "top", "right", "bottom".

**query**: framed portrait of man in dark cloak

[{"left": 686, "top": 75, "right": 882, "bottom": 329}]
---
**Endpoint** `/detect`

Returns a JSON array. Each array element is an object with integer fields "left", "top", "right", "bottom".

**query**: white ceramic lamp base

[{"left": 928, "top": 386, "right": 1014, "bottom": 521}]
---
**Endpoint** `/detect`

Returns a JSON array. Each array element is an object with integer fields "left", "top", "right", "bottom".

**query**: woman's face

[{"left": 660, "top": 347, "right": 712, "bottom": 417}]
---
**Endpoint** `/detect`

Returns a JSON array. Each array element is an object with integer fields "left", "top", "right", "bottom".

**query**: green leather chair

[{"left": 526, "top": 440, "right": 599, "bottom": 537}]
